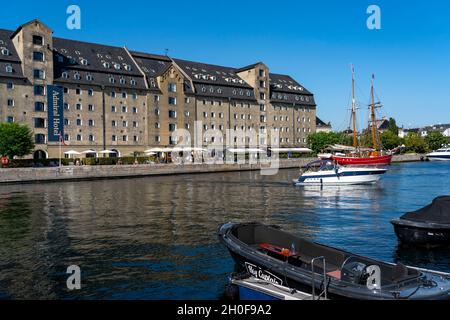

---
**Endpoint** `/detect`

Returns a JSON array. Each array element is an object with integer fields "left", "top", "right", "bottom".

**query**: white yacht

[
  {"left": 294, "top": 160, "right": 388, "bottom": 186},
  {"left": 427, "top": 146, "right": 450, "bottom": 161}
]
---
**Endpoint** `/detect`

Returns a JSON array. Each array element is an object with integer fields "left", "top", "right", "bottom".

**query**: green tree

[
  {"left": 387, "top": 118, "right": 399, "bottom": 136},
  {"left": 0, "top": 122, "right": 35, "bottom": 159},
  {"left": 381, "top": 131, "right": 402, "bottom": 150},
  {"left": 404, "top": 132, "right": 427, "bottom": 154},
  {"left": 425, "top": 131, "right": 449, "bottom": 151},
  {"left": 307, "top": 132, "right": 352, "bottom": 154}
]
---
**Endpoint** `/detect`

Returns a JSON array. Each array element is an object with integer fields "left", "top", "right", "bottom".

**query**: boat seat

[{"left": 327, "top": 270, "right": 342, "bottom": 280}]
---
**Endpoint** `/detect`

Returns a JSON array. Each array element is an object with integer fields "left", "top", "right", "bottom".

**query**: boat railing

[{"left": 311, "top": 256, "right": 328, "bottom": 300}]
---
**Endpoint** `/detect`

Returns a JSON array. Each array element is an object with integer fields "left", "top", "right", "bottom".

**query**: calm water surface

[{"left": 1, "top": 162, "right": 450, "bottom": 299}]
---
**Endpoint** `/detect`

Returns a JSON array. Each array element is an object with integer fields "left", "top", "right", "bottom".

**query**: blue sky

[{"left": 2, "top": 0, "right": 450, "bottom": 130}]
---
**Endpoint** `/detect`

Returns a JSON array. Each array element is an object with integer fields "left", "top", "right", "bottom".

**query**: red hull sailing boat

[{"left": 332, "top": 69, "right": 392, "bottom": 166}]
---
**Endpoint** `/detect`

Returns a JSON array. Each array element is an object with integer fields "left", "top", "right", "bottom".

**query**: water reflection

[
  {"left": 395, "top": 245, "right": 450, "bottom": 273},
  {"left": 0, "top": 162, "right": 449, "bottom": 299}
]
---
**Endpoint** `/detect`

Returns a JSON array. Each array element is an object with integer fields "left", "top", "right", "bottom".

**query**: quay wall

[{"left": 0, "top": 154, "right": 424, "bottom": 184}]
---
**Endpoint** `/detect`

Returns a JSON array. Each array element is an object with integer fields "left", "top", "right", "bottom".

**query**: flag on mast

[{"left": 59, "top": 134, "right": 67, "bottom": 146}]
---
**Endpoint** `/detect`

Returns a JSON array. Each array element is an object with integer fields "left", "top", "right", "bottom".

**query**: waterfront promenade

[{"left": 0, "top": 154, "right": 422, "bottom": 184}]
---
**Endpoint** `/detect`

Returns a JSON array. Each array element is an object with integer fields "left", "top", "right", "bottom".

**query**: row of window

[
  {"left": 272, "top": 116, "right": 312, "bottom": 123},
  {"left": 34, "top": 134, "right": 140, "bottom": 144}
]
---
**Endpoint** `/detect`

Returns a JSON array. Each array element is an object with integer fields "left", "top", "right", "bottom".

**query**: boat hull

[
  {"left": 296, "top": 168, "right": 387, "bottom": 185},
  {"left": 332, "top": 155, "right": 393, "bottom": 166},
  {"left": 427, "top": 156, "right": 450, "bottom": 161},
  {"left": 392, "top": 219, "right": 450, "bottom": 245}
]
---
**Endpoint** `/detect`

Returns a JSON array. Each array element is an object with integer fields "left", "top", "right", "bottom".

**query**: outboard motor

[{"left": 341, "top": 261, "right": 368, "bottom": 284}]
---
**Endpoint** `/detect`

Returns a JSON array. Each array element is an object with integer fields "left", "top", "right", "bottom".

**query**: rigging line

[{"left": 355, "top": 81, "right": 370, "bottom": 106}]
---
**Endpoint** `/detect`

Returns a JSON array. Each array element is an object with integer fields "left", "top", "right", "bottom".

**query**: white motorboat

[
  {"left": 427, "top": 146, "right": 450, "bottom": 161},
  {"left": 294, "top": 160, "right": 388, "bottom": 185}
]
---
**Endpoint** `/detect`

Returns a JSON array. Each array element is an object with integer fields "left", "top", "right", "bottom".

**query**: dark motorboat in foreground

[
  {"left": 391, "top": 196, "right": 450, "bottom": 245},
  {"left": 219, "top": 222, "right": 450, "bottom": 300}
]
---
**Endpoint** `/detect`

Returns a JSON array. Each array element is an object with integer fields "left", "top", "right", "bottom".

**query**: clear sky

[{"left": 2, "top": 0, "right": 450, "bottom": 130}]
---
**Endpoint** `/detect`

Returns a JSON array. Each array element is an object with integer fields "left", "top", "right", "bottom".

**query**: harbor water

[{"left": 0, "top": 161, "right": 450, "bottom": 299}]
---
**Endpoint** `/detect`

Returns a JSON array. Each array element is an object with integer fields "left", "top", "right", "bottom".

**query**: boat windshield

[{"left": 305, "top": 160, "right": 336, "bottom": 172}]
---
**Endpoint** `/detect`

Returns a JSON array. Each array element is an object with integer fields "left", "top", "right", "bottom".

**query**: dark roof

[
  {"left": 368, "top": 118, "right": 390, "bottom": 130},
  {"left": 52, "top": 37, "right": 146, "bottom": 89},
  {"left": 173, "top": 58, "right": 253, "bottom": 89},
  {"left": 0, "top": 29, "right": 25, "bottom": 79},
  {"left": 10, "top": 19, "right": 53, "bottom": 39},
  {"left": 130, "top": 51, "right": 172, "bottom": 92},
  {"left": 270, "top": 73, "right": 315, "bottom": 106},
  {"left": 270, "top": 73, "right": 312, "bottom": 95},
  {"left": 316, "top": 117, "right": 331, "bottom": 127},
  {"left": 193, "top": 84, "right": 255, "bottom": 101},
  {"left": 235, "top": 62, "right": 264, "bottom": 73}
]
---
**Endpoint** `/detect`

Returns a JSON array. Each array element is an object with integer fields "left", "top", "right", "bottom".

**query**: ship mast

[
  {"left": 351, "top": 66, "right": 358, "bottom": 148},
  {"left": 370, "top": 75, "right": 379, "bottom": 151}
]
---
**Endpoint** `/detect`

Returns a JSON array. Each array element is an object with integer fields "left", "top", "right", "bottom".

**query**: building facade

[{"left": 1, "top": 19, "right": 317, "bottom": 159}]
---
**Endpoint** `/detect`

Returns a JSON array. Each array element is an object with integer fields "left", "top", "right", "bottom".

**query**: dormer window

[
  {"left": 62, "top": 71, "right": 69, "bottom": 79},
  {"left": 80, "top": 58, "right": 88, "bottom": 66},
  {"left": 118, "top": 56, "right": 124, "bottom": 61},
  {"left": 109, "top": 77, "right": 115, "bottom": 84},
  {"left": 124, "top": 64, "right": 132, "bottom": 71},
  {"left": 5, "top": 64, "right": 13, "bottom": 73},
  {"left": 114, "top": 63, "right": 121, "bottom": 70},
  {"left": 1, "top": 48, "right": 10, "bottom": 56},
  {"left": 119, "top": 77, "right": 126, "bottom": 84},
  {"left": 69, "top": 58, "right": 76, "bottom": 65},
  {"left": 57, "top": 55, "right": 64, "bottom": 63},
  {"left": 103, "top": 62, "right": 111, "bottom": 69},
  {"left": 217, "top": 88, "right": 223, "bottom": 94},
  {"left": 86, "top": 73, "right": 93, "bottom": 81},
  {"left": 74, "top": 73, "right": 81, "bottom": 80},
  {"left": 130, "top": 79, "right": 137, "bottom": 86},
  {"left": 201, "top": 87, "right": 207, "bottom": 93}
]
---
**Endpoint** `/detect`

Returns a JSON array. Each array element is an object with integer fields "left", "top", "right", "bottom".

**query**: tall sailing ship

[{"left": 331, "top": 68, "right": 393, "bottom": 166}]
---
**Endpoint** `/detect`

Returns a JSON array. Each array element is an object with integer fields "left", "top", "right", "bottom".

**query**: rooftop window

[{"left": 1, "top": 48, "right": 10, "bottom": 56}]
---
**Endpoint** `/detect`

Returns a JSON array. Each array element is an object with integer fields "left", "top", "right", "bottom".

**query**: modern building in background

[
  {"left": 0, "top": 19, "right": 317, "bottom": 159},
  {"left": 398, "top": 124, "right": 450, "bottom": 139}
]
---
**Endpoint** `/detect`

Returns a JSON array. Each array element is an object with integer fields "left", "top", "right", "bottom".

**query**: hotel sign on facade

[{"left": 47, "top": 85, "right": 64, "bottom": 142}]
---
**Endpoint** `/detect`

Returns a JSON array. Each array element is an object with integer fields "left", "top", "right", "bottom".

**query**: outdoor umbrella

[{"left": 64, "top": 150, "right": 82, "bottom": 159}]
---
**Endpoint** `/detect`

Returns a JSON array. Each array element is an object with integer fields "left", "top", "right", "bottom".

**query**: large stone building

[{"left": 0, "top": 19, "right": 317, "bottom": 159}]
